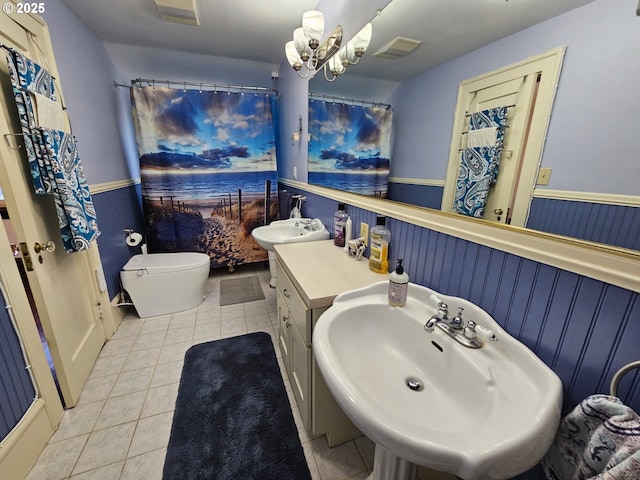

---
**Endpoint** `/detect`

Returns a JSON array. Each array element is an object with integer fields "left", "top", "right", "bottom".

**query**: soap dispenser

[{"left": 388, "top": 258, "right": 409, "bottom": 307}]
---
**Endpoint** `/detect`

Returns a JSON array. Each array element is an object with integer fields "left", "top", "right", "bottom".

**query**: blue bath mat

[{"left": 162, "top": 332, "right": 311, "bottom": 480}]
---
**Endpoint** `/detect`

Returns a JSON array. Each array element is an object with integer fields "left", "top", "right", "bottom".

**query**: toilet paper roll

[{"left": 126, "top": 232, "right": 143, "bottom": 247}]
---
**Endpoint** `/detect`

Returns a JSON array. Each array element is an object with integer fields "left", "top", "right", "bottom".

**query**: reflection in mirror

[
  {"left": 309, "top": 0, "right": 640, "bottom": 254},
  {"left": 307, "top": 94, "right": 393, "bottom": 198}
]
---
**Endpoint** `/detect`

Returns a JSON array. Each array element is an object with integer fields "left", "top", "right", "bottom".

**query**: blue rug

[{"left": 162, "top": 332, "right": 311, "bottom": 480}]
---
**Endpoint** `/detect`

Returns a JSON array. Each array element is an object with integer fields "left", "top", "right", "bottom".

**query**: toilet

[{"left": 120, "top": 252, "right": 211, "bottom": 318}]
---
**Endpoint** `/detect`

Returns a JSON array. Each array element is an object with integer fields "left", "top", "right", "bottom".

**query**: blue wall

[
  {"left": 281, "top": 183, "right": 640, "bottom": 479},
  {"left": 92, "top": 184, "right": 145, "bottom": 299},
  {"left": 387, "top": 0, "right": 639, "bottom": 196}
]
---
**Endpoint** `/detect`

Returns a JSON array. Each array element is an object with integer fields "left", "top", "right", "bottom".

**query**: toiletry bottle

[
  {"left": 369, "top": 215, "right": 390, "bottom": 273},
  {"left": 388, "top": 258, "right": 409, "bottom": 307},
  {"left": 342, "top": 216, "right": 352, "bottom": 252},
  {"left": 333, "top": 203, "right": 348, "bottom": 247}
]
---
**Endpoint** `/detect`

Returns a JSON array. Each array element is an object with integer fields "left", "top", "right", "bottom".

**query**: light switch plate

[
  {"left": 360, "top": 222, "right": 369, "bottom": 246},
  {"left": 537, "top": 167, "right": 552, "bottom": 185}
]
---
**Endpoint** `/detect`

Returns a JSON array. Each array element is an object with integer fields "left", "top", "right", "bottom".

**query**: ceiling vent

[
  {"left": 373, "top": 36, "right": 422, "bottom": 59},
  {"left": 154, "top": 0, "right": 200, "bottom": 26}
]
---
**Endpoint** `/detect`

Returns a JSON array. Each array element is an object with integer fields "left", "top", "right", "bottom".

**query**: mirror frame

[{"left": 280, "top": 178, "right": 639, "bottom": 294}]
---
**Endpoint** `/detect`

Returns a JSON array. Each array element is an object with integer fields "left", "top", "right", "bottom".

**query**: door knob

[
  {"left": 34, "top": 241, "right": 56, "bottom": 254},
  {"left": 493, "top": 209, "right": 504, "bottom": 215}
]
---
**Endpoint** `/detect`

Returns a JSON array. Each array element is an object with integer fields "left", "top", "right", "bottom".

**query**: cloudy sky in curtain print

[
  {"left": 132, "top": 87, "right": 276, "bottom": 172},
  {"left": 308, "top": 100, "right": 393, "bottom": 172}
]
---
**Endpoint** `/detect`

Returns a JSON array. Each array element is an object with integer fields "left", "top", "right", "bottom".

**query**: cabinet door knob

[{"left": 283, "top": 288, "right": 291, "bottom": 298}]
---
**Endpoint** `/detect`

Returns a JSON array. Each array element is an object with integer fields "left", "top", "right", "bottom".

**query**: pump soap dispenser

[{"left": 388, "top": 258, "right": 409, "bottom": 307}]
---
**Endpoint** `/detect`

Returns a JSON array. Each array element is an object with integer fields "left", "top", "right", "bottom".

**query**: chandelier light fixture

[{"left": 285, "top": 10, "right": 372, "bottom": 81}]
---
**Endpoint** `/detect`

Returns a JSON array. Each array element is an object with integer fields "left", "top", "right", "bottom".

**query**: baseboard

[
  {"left": 109, "top": 294, "right": 127, "bottom": 332},
  {"left": 0, "top": 400, "right": 54, "bottom": 480}
]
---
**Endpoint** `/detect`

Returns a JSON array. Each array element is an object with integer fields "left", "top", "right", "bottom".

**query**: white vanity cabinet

[{"left": 274, "top": 240, "right": 383, "bottom": 446}]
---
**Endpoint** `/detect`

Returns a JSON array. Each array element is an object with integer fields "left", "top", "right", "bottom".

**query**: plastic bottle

[
  {"left": 388, "top": 258, "right": 409, "bottom": 307},
  {"left": 333, "top": 203, "right": 348, "bottom": 247},
  {"left": 369, "top": 215, "right": 390, "bottom": 273},
  {"left": 342, "top": 216, "right": 352, "bottom": 252}
]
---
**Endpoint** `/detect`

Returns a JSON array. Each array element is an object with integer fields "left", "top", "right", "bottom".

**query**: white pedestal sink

[
  {"left": 313, "top": 281, "right": 563, "bottom": 480},
  {"left": 251, "top": 218, "right": 329, "bottom": 287}
]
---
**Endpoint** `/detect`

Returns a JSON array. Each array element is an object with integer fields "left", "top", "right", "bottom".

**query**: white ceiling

[{"left": 60, "top": 0, "right": 595, "bottom": 82}]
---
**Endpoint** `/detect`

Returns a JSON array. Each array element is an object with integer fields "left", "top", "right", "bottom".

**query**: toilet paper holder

[{"left": 124, "top": 229, "right": 144, "bottom": 247}]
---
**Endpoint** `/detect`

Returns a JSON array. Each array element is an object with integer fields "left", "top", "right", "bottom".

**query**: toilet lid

[{"left": 122, "top": 252, "right": 210, "bottom": 274}]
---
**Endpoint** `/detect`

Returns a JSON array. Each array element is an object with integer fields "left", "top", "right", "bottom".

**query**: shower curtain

[
  {"left": 308, "top": 99, "right": 392, "bottom": 198},
  {"left": 130, "top": 85, "right": 278, "bottom": 268}
]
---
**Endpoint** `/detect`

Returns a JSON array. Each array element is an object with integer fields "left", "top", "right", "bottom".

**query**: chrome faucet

[
  {"left": 424, "top": 301, "right": 449, "bottom": 332},
  {"left": 424, "top": 303, "right": 483, "bottom": 349},
  {"left": 296, "top": 218, "right": 320, "bottom": 231}
]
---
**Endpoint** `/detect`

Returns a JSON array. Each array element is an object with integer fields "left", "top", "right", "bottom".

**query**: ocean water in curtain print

[
  {"left": 131, "top": 86, "right": 278, "bottom": 268},
  {"left": 308, "top": 99, "right": 392, "bottom": 197}
]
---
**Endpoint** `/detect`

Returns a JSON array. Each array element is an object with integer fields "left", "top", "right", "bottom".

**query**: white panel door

[
  {"left": 0, "top": 7, "right": 106, "bottom": 407},
  {"left": 0, "top": 208, "right": 64, "bottom": 479},
  {"left": 461, "top": 75, "right": 537, "bottom": 224},
  {"left": 442, "top": 47, "right": 565, "bottom": 226}
]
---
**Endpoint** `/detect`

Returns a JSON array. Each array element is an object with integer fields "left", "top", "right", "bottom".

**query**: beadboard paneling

[
  {"left": 0, "top": 286, "right": 35, "bottom": 441},
  {"left": 92, "top": 183, "right": 145, "bottom": 299},
  {"left": 387, "top": 182, "right": 443, "bottom": 209},
  {"left": 528, "top": 197, "right": 640, "bottom": 250}
]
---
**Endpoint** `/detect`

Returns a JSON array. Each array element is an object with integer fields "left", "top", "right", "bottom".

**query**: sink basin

[
  {"left": 252, "top": 218, "right": 330, "bottom": 287},
  {"left": 251, "top": 218, "right": 329, "bottom": 252},
  {"left": 313, "top": 281, "right": 562, "bottom": 480}
]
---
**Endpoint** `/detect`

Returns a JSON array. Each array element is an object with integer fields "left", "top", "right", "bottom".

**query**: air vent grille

[
  {"left": 154, "top": 0, "right": 200, "bottom": 26},
  {"left": 374, "top": 36, "right": 422, "bottom": 59}
]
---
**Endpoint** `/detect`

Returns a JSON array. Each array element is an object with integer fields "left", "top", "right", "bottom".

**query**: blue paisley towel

[
  {"left": 2, "top": 46, "right": 99, "bottom": 252},
  {"left": 37, "top": 128, "right": 100, "bottom": 252},
  {"left": 453, "top": 106, "right": 508, "bottom": 217},
  {"left": 542, "top": 395, "right": 640, "bottom": 480},
  {"left": 3, "top": 46, "right": 58, "bottom": 194}
]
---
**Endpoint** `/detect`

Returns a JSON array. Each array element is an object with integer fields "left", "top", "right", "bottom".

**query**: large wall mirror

[{"left": 308, "top": 0, "right": 639, "bottom": 256}]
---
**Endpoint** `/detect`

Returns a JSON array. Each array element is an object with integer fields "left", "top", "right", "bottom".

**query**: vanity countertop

[{"left": 274, "top": 240, "right": 385, "bottom": 309}]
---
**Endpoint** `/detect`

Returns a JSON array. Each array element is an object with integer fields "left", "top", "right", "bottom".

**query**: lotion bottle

[{"left": 388, "top": 258, "right": 409, "bottom": 307}]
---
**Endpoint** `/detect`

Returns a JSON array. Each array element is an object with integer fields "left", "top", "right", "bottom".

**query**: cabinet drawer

[{"left": 276, "top": 261, "right": 311, "bottom": 344}]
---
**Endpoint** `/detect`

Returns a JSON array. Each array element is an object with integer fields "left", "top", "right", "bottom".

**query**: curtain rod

[
  {"left": 113, "top": 78, "right": 277, "bottom": 95},
  {"left": 308, "top": 92, "right": 392, "bottom": 110}
]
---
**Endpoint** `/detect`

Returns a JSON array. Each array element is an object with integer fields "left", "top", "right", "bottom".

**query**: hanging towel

[
  {"left": 36, "top": 128, "right": 100, "bottom": 252},
  {"left": 2, "top": 45, "right": 99, "bottom": 252},
  {"left": 542, "top": 394, "right": 640, "bottom": 480},
  {"left": 453, "top": 146, "right": 501, "bottom": 217},
  {"left": 467, "top": 126, "right": 498, "bottom": 148},
  {"left": 29, "top": 91, "right": 67, "bottom": 131},
  {"left": 2, "top": 45, "right": 57, "bottom": 194},
  {"left": 453, "top": 106, "right": 509, "bottom": 218}
]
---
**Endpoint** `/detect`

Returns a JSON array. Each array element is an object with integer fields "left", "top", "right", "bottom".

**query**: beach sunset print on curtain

[
  {"left": 308, "top": 99, "right": 392, "bottom": 197},
  {"left": 131, "top": 86, "right": 278, "bottom": 268}
]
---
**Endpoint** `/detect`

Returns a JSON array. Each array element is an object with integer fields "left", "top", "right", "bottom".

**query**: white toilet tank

[{"left": 120, "top": 252, "right": 210, "bottom": 318}]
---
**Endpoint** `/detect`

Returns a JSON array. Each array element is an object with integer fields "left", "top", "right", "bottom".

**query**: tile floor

[{"left": 25, "top": 263, "right": 375, "bottom": 480}]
